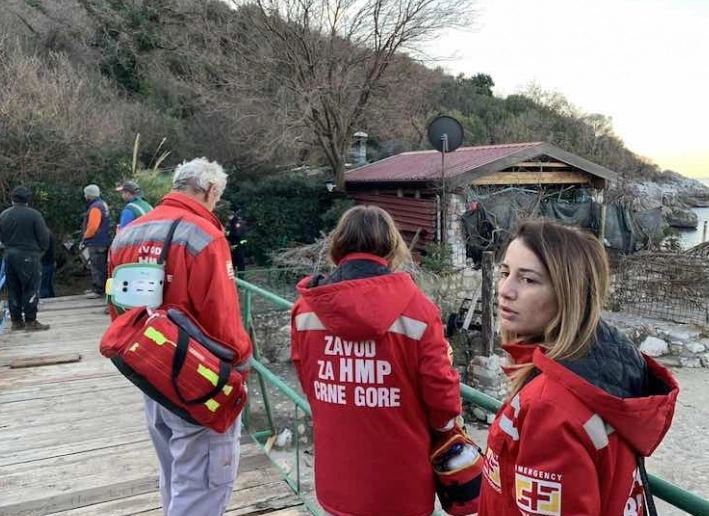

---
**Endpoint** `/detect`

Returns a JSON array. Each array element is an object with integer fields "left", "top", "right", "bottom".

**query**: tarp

[{"left": 461, "top": 195, "right": 663, "bottom": 261}]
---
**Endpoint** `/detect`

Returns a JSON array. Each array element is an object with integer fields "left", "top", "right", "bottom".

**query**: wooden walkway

[{"left": 0, "top": 295, "right": 308, "bottom": 516}]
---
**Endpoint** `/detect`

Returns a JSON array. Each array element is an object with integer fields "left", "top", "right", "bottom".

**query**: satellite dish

[{"left": 427, "top": 115, "right": 464, "bottom": 153}]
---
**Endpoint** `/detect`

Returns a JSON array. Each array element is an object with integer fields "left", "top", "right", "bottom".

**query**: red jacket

[
  {"left": 108, "top": 192, "right": 251, "bottom": 364},
  {"left": 479, "top": 325, "right": 678, "bottom": 516},
  {"left": 291, "top": 254, "right": 461, "bottom": 516}
]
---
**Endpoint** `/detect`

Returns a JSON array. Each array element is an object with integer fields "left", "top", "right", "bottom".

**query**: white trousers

[{"left": 144, "top": 396, "right": 241, "bottom": 516}]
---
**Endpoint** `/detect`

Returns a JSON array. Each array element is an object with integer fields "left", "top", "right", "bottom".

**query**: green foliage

[
  {"left": 224, "top": 174, "right": 338, "bottom": 264},
  {"left": 132, "top": 169, "right": 173, "bottom": 206},
  {"left": 320, "top": 197, "right": 356, "bottom": 232},
  {"left": 420, "top": 242, "right": 453, "bottom": 274}
]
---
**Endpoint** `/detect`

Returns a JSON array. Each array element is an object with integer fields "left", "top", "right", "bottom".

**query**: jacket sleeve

[
  {"left": 188, "top": 239, "right": 252, "bottom": 364},
  {"left": 514, "top": 400, "right": 601, "bottom": 515},
  {"left": 417, "top": 311, "right": 461, "bottom": 430},
  {"left": 119, "top": 207, "right": 136, "bottom": 230},
  {"left": 83, "top": 207, "right": 101, "bottom": 239},
  {"left": 290, "top": 301, "right": 310, "bottom": 395}
]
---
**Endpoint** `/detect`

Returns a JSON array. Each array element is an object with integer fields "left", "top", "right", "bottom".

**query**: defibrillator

[{"left": 105, "top": 219, "right": 180, "bottom": 310}]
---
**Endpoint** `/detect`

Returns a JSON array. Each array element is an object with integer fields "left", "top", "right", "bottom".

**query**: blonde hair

[
  {"left": 329, "top": 205, "right": 411, "bottom": 270},
  {"left": 502, "top": 219, "right": 609, "bottom": 395}
]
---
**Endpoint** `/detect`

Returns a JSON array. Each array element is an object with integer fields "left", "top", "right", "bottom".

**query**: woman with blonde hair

[
  {"left": 478, "top": 219, "right": 678, "bottom": 515},
  {"left": 290, "top": 205, "right": 465, "bottom": 516}
]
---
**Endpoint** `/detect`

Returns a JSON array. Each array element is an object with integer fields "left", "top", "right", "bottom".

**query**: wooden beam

[
  {"left": 9, "top": 353, "right": 82, "bottom": 369},
  {"left": 514, "top": 161, "right": 570, "bottom": 168},
  {"left": 471, "top": 171, "right": 591, "bottom": 186}
]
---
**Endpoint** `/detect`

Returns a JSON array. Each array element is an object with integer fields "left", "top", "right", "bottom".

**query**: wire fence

[{"left": 608, "top": 251, "right": 709, "bottom": 328}]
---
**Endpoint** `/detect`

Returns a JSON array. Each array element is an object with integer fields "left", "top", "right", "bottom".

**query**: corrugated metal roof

[
  {"left": 350, "top": 193, "right": 436, "bottom": 253},
  {"left": 346, "top": 142, "right": 545, "bottom": 183}
]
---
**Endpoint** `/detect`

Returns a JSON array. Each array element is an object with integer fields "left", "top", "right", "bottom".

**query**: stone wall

[
  {"left": 416, "top": 267, "right": 482, "bottom": 319},
  {"left": 445, "top": 192, "right": 468, "bottom": 267}
]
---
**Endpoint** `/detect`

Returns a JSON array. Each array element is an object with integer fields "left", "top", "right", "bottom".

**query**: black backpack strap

[
  {"left": 158, "top": 218, "right": 182, "bottom": 266},
  {"left": 637, "top": 456, "right": 658, "bottom": 516},
  {"left": 171, "top": 327, "right": 231, "bottom": 405}
]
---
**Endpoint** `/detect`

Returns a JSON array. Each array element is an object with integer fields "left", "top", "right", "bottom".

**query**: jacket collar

[
  {"left": 338, "top": 252, "right": 389, "bottom": 266},
  {"left": 159, "top": 192, "right": 222, "bottom": 230}
]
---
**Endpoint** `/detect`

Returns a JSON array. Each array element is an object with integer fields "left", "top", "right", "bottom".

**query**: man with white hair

[{"left": 107, "top": 158, "right": 252, "bottom": 516}]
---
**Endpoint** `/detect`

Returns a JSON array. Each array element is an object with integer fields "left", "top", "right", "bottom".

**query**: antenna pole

[{"left": 440, "top": 133, "right": 449, "bottom": 244}]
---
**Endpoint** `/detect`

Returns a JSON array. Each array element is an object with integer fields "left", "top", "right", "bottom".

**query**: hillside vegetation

[{"left": 0, "top": 0, "right": 683, "bottom": 238}]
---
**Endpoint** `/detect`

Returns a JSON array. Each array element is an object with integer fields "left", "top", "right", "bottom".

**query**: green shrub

[
  {"left": 224, "top": 174, "right": 340, "bottom": 264},
  {"left": 420, "top": 242, "right": 454, "bottom": 274}
]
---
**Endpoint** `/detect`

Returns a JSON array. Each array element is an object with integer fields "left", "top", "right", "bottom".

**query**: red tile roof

[{"left": 345, "top": 142, "right": 546, "bottom": 183}]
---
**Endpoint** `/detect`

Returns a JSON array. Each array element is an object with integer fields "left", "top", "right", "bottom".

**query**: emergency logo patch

[
  {"left": 226, "top": 260, "right": 235, "bottom": 280},
  {"left": 483, "top": 448, "right": 502, "bottom": 493},
  {"left": 515, "top": 472, "right": 561, "bottom": 516}
]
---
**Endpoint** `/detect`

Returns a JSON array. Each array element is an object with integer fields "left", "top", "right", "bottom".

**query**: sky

[{"left": 425, "top": 0, "right": 709, "bottom": 179}]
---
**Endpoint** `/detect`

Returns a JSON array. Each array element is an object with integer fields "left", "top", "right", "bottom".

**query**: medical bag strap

[
  {"left": 157, "top": 218, "right": 182, "bottom": 266},
  {"left": 171, "top": 327, "right": 231, "bottom": 405},
  {"left": 637, "top": 456, "right": 658, "bottom": 516}
]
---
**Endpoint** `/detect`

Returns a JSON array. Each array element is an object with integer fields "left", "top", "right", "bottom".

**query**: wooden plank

[
  {"left": 471, "top": 171, "right": 591, "bottom": 185},
  {"left": 514, "top": 161, "right": 571, "bottom": 168},
  {"left": 0, "top": 296, "right": 306, "bottom": 516},
  {"left": 46, "top": 466, "right": 289, "bottom": 515},
  {"left": 0, "top": 445, "right": 270, "bottom": 514},
  {"left": 481, "top": 252, "right": 495, "bottom": 356},
  {"left": 10, "top": 353, "right": 82, "bottom": 369}
]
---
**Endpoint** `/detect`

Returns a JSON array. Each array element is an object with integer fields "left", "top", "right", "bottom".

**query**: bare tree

[{"left": 231, "top": 0, "right": 474, "bottom": 189}]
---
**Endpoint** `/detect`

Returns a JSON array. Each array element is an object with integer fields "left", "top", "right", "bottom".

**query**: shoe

[
  {"left": 85, "top": 291, "right": 103, "bottom": 299},
  {"left": 25, "top": 320, "right": 50, "bottom": 331},
  {"left": 11, "top": 321, "right": 25, "bottom": 331}
]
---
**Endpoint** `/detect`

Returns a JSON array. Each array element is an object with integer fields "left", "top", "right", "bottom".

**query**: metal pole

[
  {"left": 440, "top": 134, "right": 448, "bottom": 244},
  {"left": 703, "top": 220, "right": 707, "bottom": 243}
]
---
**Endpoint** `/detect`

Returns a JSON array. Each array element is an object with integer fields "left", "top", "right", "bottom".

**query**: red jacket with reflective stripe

[
  {"left": 479, "top": 339, "right": 678, "bottom": 516},
  {"left": 291, "top": 254, "right": 461, "bottom": 516},
  {"left": 108, "top": 192, "right": 251, "bottom": 363}
]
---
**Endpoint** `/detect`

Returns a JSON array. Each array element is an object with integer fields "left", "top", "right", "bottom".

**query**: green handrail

[{"left": 237, "top": 277, "right": 709, "bottom": 516}]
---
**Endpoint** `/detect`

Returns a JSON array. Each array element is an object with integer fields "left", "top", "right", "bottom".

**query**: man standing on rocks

[{"left": 0, "top": 186, "right": 51, "bottom": 331}]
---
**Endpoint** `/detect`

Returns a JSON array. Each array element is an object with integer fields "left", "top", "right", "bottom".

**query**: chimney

[{"left": 352, "top": 131, "right": 368, "bottom": 166}]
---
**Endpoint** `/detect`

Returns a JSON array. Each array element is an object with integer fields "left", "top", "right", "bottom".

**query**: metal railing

[{"left": 237, "top": 277, "right": 709, "bottom": 516}]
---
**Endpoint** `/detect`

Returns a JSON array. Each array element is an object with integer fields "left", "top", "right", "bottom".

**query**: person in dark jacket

[
  {"left": 478, "top": 219, "right": 678, "bottom": 515},
  {"left": 0, "top": 186, "right": 51, "bottom": 330},
  {"left": 82, "top": 184, "right": 112, "bottom": 298},
  {"left": 40, "top": 231, "right": 56, "bottom": 298},
  {"left": 226, "top": 212, "right": 247, "bottom": 275}
]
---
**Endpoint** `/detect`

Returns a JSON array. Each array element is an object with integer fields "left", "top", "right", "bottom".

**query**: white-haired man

[{"left": 108, "top": 158, "right": 252, "bottom": 515}]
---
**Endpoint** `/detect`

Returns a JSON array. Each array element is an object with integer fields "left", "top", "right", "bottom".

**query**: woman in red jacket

[
  {"left": 291, "top": 205, "right": 462, "bottom": 516},
  {"left": 478, "top": 219, "right": 678, "bottom": 515}
]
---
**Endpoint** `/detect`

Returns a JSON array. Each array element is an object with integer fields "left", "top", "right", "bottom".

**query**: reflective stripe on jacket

[{"left": 108, "top": 192, "right": 252, "bottom": 364}]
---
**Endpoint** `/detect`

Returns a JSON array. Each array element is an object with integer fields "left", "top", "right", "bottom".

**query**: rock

[
  {"left": 639, "top": 336, "right": 668, "bottom": 357},
  {"left": 685, "top": 342, "right": 706, "bottom": 354},
  {"left": 275, "top": 428, "right": 293, "bottom": 448},
  {"left": 472, "top": 407, "right": 488, "bottom": 422},
  {"left": 666, "top": 207, "right": 698, "bottom": 229},
  {"left": 679, "top": 356, "right": 702, "bottom": 368},
  {"left": 669, "top": 341, "right": 685, "bottom": 355},
  {"left": 700, "top": 354, "right": 709, "bottom": 368}
]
